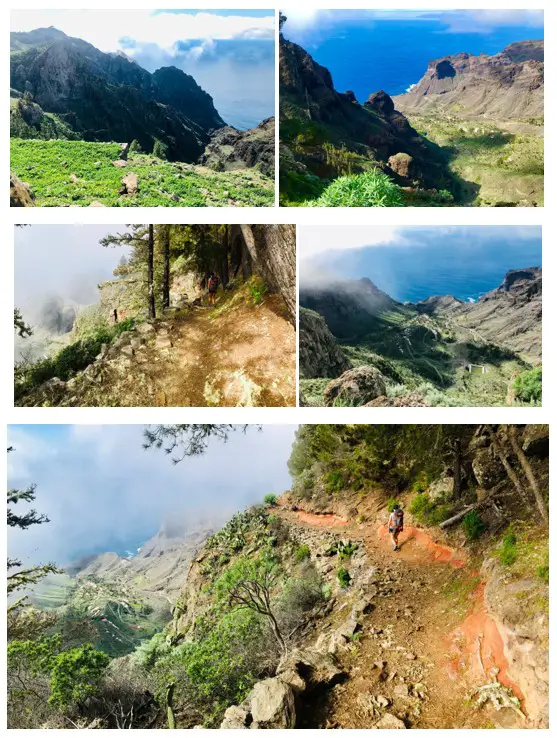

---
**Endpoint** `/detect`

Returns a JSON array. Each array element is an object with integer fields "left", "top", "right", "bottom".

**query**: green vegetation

[
  {"left": 498, "top": 530, "right": 518, "bottom": 566},
  {"left": 295, "top": 544, "right": 311, "bottom": 562},
  {"left": 462, "top": 510, "right": 486, "bottom": 541},
  {"left": 248, "top": 278, "right": 269, "bottom": 305},
  {"left": 309, "top": 170, "right": 403, "bottom": 207},
  {"left": 15, "top": 317, "right": 137, "bottom": 400},
  {"left": 409, "top": 115, "right": 544, "bottom": 206},
  {"left": 387, "top": 498, "right": 400, "bottom": 512},
  {"left": 337, "top": 567, "right": 351, "bottom": 588},
  {"left": 263, "top": 493, "right": 278, "bottom": 506},
  {"left": 8, "top": 635, "right": 109, "bottom": 710},
  {"left": 409, "top": 493, "right": 452, "bottom": 526},
  {"left": 513, "top": 367, "right": 542, "bottom": 403},
  {"left": 10, "top": 139, "right": 274, "bottom": 207}
]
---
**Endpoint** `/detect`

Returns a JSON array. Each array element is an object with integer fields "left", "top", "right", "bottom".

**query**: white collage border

[{"left": 3, "top": 0, "right": 554, "bottom": 734}]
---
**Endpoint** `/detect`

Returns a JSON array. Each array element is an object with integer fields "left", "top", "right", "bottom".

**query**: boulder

[
  {"left": 277, "top": 647, "right": 345, "bottom": 690},
  {"left": 220, "top": 705, "right": 249, "bottom": 729},
  {"left": 248, "top": 678, "right": 296, "bottom": 728},
  {"left": 374, "top": 713, "right": 406, "bottom": 729},
  {"left": 137, "top": 322, "right": 156, "bottom": 336},
  {"left": 324, "top": 366, "right": 387, "bottom": 406},
  {"left": 112, "top": 159, "right": 128, "bottom": 167},
  {"left": 521, "top": 424, "right": 549, "bottom": 457},
  {"left": 388, "top": 152, "right": 414, "bottom": 178},
  {"left": 10, "top": 172, "right": 35, "bottom": 206},
  {"left": 472, "top": 448, "right": 505, "bottom": 488},
  {"left": 277, "top": 669, "right": 306, "bottom": 694},
  {"left": 155, "top": 335, "right": 173, "bottom": 350},
  {"left": 120, "top": 172, "right": 138, "bottom": 195},
  {"left": 88, "top": 200, "right": 106, "bottom": 207}
]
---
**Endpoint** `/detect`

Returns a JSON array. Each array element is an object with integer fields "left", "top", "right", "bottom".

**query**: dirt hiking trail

[
  {"left": 277, "top": 506, "right": 525, "bottom": 729},
  {"left": 72, "top": 290, "right": 296, "bottom": 407}
]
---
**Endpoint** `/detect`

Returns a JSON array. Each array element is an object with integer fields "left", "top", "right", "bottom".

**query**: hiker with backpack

[
  {"left": 388, "top": 504, "right": 404, "bottom": 551},
  {"left": 207, "top": 271, "right": 219, "bottom": 306}
]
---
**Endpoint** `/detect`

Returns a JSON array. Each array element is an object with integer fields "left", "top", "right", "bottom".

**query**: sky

[
  {"left": 282, "top": 9, "right": 544, "bottom": 98},
  {"left": 15, "top": 225, "right": 131, "bottom": 326},
  {"left": 7, "top": 425, "right": 297, "bottom": 567},
  {"left": 300, "top": 226, "right": 542, "bottom": 304},
  {"left": 10, "top": 9, "right": 275, "bottom": 129}
]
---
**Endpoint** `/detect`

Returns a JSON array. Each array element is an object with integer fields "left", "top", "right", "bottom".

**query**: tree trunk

[
  {"left": 507, "top": 425, "right": 548, "bottom": 524},
  {"left": 453, "top": 439, "right": 462, "bottom": 499},
  {"left": 485, "top": 426, "right": 529, "bottom": 506},
  {"left": 147, "top": 225, "right": 156, "bottom": 320},
  {"left": 240, "top": 224, "right": 296, "bottom": 325},
  {"left": 162, "top": 226, "right": 170, "bottom": 311}
]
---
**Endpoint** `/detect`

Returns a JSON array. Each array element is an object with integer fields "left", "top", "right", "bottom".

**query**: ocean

[
  {"left": 304, "top": 228, "right": 542, "bottom": 304},
  {"left": 283, "top": 14, "right": 544, "bottom": 100}
]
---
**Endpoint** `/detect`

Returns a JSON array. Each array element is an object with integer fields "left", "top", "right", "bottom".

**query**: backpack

[
  {"left": 209, "top": 275, "right": 218, "bottom": 290},
  {"left": 391, "top": 510, "right": 404, "bottom": 529}
]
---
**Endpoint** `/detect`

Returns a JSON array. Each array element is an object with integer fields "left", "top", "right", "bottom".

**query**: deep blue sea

[
  {"left": 306, "top": 227, "right": 542, "bottom": 304},
  {"left": 283, "top": 13, "right": 544, "bottom": 100}
]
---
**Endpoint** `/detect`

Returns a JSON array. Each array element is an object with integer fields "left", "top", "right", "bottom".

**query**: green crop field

[{"left": 11, "top": 139, "right": 274, "bottom": 207}]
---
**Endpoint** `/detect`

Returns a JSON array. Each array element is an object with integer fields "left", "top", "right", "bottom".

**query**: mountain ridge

[{"left": 10, "top": 26, "right": 226, "bottom": 162}]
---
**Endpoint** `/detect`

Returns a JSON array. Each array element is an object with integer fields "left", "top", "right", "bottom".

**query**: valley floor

[
  {"left": 275, "top": 504, "right": 538, "bottom": 729},
  {"left": 409, "top": 115, "right": 544, "bottom": 207},
  {"left": 10, "top": 139, "right": 274, "bottom": 207}
]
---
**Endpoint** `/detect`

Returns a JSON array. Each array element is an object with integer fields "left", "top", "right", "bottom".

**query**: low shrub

[
  {"left": 409, "top": 493, "right": 451, "bottom": 526},
  {"left": 263, "top": 493, "right": 277, "bottom": 507},
  {"left": 337, "top": 567, "right": 351, "bottom": 588},
  {"left": 294, "top": 544, "right": 310, "bottom": 562},
  {"left": 387, "top": 498, "right": 400, "bottom": 512},
  {"left": 309, "top": 170, "right": 403, "bottom": 207},
  {"left": 513, "top": 367, "right": 542, "bottom": 404},
  {"left": 499, "top": 530, "right": 518, "bottom": 566},
  {"left": 462, "top": 510, "right": 486, "bottom": 541}
]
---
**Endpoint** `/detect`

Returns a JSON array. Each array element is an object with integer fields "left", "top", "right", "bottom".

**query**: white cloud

[
  {"left": 10, "top": 10, "right": 275, "bottom": 52},
  {"left": 7, "top": 425, "right": 296, "bottom": 567},
  {"left": 443, "top": 10, "right": 544, "bottom": 34},
  {"left": 299, "top": 226, "right": 402, "bottom": 260}
]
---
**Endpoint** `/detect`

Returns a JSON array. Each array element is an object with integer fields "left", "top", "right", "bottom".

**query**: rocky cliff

[
  {"left": 394, "top": 41, "right": 544, "bottom": 119},
  {"left": 279, "top": 33, "right": 453, "bottom": 191},
  {"left": 417, "top": 267, "right": 542, "bottom": 363},
  {"left": 299, "top": 308, "right": 352, "bottom": 379},
  {"left": 10, "top": 27, "right": 226, "bottom": 161}
]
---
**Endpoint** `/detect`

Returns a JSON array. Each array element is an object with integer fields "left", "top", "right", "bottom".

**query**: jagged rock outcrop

[
  {"left": 279, "top": 33, "right": 452, "bottom": 190},
  {"left": 200, "top": 117, "right": 275, "bottom": 177},
  {"left": 299, "top": 308, "right": 352, "bottom": 379},
  {"left": 10, "top": 27, "right": 226, "bottom": 161},
  {"left": 10, "top": 172, "right": 34, "bottom": 206},
  {"left": 324, "top": 366, "right": 387, "bottom": 406},
  {"left": 394, "top": 41, "right": 544, "bottom": 119}
]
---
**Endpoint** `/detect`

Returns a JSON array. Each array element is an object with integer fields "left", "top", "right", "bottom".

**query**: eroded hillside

[{"left": 299, "top": 268, "right": 542, "bottom": 407}]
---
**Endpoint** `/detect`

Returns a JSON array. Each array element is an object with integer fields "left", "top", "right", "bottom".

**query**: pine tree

[
  {"left": 101, "top": 225, "right": 156, "bottom": 319},
  {"left": 7, "top": 448, "right": 59, "bottom": 609}
]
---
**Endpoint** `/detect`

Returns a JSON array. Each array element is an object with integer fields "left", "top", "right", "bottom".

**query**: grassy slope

[
  {"left": 10, "top": 139, "right": 274, "bottom": 207},
  {"left": 409, "top": 115, "right": 544, "bottom": 206}
]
